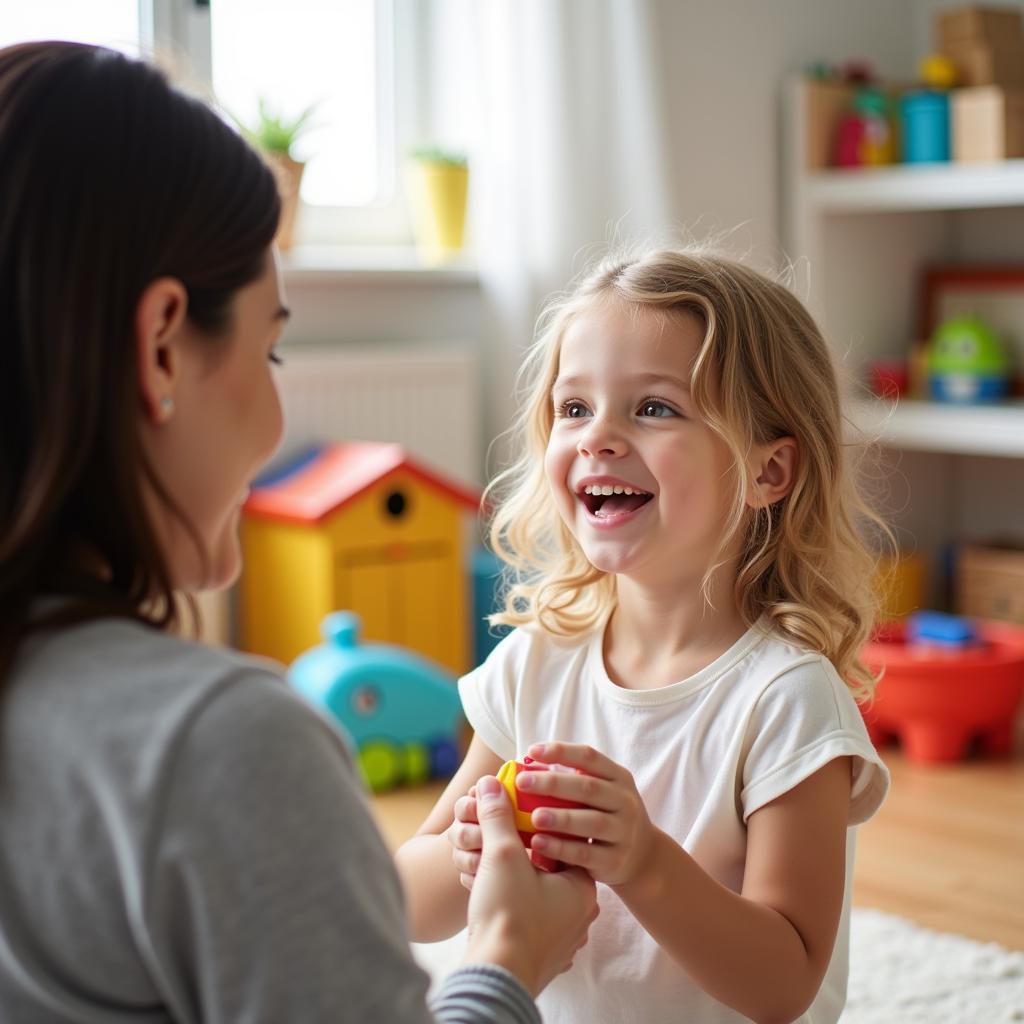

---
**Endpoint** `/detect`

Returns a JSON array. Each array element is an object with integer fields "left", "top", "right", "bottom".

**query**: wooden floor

[
  {"left": 851, "top": 749, "right": 1024, "bottom": 950},
  {"left": 370, "top": 749, "right": 1024, "bottom": 951}
]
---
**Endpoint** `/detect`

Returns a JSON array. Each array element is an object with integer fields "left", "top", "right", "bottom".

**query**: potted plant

[
  {"left": 408, "top": 146, "right": 469, "bottom": 265},
  {"left": 239, "top": 98, "right": 318, "bottom": 251}
]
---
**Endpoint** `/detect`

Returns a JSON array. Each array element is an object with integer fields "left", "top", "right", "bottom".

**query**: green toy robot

[{"left": 927, "top": 315, "right": 1009, "bottom": 403}]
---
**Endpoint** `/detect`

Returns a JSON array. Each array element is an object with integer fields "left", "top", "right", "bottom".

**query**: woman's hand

[
  {"left": 518, "top": 742, "right": 660, "bottom": 887},
  {"left": 463, "top": 776, "right": 599, "bottom": 996},
  {"left": 446, "top": 784, "right": 482, "bottom": 890}
]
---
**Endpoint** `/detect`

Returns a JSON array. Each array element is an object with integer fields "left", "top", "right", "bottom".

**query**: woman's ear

[
  {"left": 135, "top": 277, "right": 189, "bottom": 424},
  {"left": 746, "top": 436, "right": 798, "bottom": 508}
]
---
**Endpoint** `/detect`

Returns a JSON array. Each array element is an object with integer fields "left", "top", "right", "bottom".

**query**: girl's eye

[
  {"left": 557, "top": 399, "right": 590, "bottom": 419},
  {"left": 638, "top": 399, "right": 675, "bottom": 417},
  {"left": 269, "top": 350, "right": 284, "bottom": 366}
]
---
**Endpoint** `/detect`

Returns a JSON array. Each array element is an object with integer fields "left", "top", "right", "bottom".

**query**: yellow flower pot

[{"left": 408, "top": 159, "right": 468, "bottom": 265}]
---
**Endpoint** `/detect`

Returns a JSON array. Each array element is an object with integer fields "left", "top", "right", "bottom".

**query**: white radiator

[{"left": 273, "top": 343, "right": 482, "bottom": 485}]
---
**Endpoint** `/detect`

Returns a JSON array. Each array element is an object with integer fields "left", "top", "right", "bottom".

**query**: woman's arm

[
  {"left": 150, "top": 673, "right": 593, "bottom": 1023},
  {"left": 395, "top": 733, "right": 504, "bottom": 940}
]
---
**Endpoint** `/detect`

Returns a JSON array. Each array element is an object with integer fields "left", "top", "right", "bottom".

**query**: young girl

[{"left": 396, "top": 248, "right": 891, "bottom": 1024}]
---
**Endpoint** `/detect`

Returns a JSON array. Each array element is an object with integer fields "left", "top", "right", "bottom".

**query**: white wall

[{"left": 653, "top": 0, "right": 915, "bottom": 270}]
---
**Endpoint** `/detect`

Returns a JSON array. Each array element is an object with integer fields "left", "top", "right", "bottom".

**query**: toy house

[{"left": 240, "top": 441, "right": 480, "bottom": 672}]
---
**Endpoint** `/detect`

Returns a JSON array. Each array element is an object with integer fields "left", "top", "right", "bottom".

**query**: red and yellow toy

[{"left": 497, "top": 756, "right": 587, "bottom": 872}]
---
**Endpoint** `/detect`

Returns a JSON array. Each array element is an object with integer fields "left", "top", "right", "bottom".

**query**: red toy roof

[{"left": 243, "top": 442, "right": 481, "bottom": 525}]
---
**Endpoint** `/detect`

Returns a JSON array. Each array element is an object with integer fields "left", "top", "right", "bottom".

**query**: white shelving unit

[
  {"left": 783, "top": 77, "right": 1024, "bottom": 586},
  {"left": 784, "top": 77, "right": 1024, "bottom": 461},
  {"left": 803, "top": 160, "right": 1024, "bottom": 214},
  {"left": 849, "top": 398, "right": 1024, "bottom": 458}
]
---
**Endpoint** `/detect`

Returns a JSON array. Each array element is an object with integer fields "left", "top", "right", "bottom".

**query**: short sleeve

[
  {"left": 140, "top": 671, "right": 437, "bottom": 1024},
  {"left": 740, "top": 657, "right": 890, "bottom": 826},
  {"left": 457, "top": 632, "right": 523, "bottom": 761}
]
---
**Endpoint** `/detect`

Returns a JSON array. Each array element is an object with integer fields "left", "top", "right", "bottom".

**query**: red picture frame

[{"left": 920, "top": 265, "right": 1024, "bottom": 339}]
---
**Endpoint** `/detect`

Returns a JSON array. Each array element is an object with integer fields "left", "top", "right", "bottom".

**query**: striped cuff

[{"left": 429, "top": 964, "right": 540, "bottom": 1024}]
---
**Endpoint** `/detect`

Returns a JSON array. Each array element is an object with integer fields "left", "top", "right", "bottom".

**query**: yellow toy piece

[
  {"left": 497, "top": 759, "right": 537, "bottom": 835},
  {"left": 919, "top": 54, "right": 957, "bottom": 90}
]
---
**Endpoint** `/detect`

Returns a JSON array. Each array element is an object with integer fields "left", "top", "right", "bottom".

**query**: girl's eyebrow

[{"left": 552, "top": 372, "right": 690, "bottom": 392}]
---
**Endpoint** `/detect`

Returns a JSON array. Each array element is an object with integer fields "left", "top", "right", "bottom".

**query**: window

[
  {"left": 190, "top": 0, "right": 417, "bottom": 246},
  {"left": 2, "top": 0, "right": 422, "bottom": 248},
  {"left": 0, "top": 0, "right": 140, "bottom": 53},
  {"left": 210, "top": 0, "right": 381, "bottom": 209}
]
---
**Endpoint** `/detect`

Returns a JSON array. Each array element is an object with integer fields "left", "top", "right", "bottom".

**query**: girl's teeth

[{"left": 584, "top": 484, "right": 640, "bottom": 495}]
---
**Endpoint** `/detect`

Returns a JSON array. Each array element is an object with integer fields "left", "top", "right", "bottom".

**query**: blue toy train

[{"left": 290, "top": 611, "right": 465, "bottom": 792}]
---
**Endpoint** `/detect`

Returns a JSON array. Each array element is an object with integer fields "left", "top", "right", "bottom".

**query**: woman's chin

[{"left": 196, "top": 529, "right": 243, "bottom": 593}]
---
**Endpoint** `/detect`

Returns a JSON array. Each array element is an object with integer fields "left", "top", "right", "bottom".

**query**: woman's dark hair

[{"left": 0, "top": 42, "right": 281, "bottom": 675}]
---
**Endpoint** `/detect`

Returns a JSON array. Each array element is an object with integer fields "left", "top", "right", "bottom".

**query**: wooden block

[
  {"left": 942, "top": 38, "right": 1024, "bottom": 87},
  {"left": 803, "top": 78, "right": 854, "bottom": 170},
  {"left": 953, "top": 85, "right": 1024, "bottom": 159},
  {"left": 957, "top": 543, "right": 1024, "bottom": 625},
  {"left": 939, "top": 5, "right": 1023, "bottom": 49}
]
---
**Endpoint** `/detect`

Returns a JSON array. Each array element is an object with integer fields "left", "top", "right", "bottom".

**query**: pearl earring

[{"left": 160, "top": 396, "right": 174, "bottom": 416}]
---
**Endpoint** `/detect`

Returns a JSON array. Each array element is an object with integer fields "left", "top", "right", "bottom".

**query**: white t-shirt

[{"left": 458, "top": 619, "right": 890, "bottom": 1024}]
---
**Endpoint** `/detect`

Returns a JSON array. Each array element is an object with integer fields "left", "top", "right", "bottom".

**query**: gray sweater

[{"left": 0, "top": 617, "right": 538, "bottom": 1023}]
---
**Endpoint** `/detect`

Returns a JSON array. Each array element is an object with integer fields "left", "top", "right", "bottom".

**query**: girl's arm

[
  {"left": 395, "top": 733, "right": 504, "bottom": 941},
  {"left": 521, "top": 742, "right": 851, "bottom": 1024},
  {"left": 616, "top": 757, "right": 851, "bottom": 1024}
]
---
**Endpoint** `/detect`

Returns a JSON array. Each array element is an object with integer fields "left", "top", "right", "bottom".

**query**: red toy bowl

[{"left": 862, "top": 620, "right": 1024, "bottom": 763}]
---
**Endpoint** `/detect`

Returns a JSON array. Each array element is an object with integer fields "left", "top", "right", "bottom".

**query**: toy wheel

[
  {"left": 360, "top": 741, "right": 401, "bottom": 792},
  {"left": 402, "top": 743, "right": 431, "bottom": 786},
  {"left": 428, "top": 738, "right": 460, "bottom": 778}
]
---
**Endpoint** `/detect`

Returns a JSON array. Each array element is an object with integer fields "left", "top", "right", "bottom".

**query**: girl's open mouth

[{"left": 579, "top": 483, "right": 653, "bottom": 519}]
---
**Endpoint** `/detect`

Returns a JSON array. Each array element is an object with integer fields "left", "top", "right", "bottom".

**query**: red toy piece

[
  {"left": 861, "top": 618, "right": 1024, "bottom": 763},
  {"left": 496, "top": 757, "right": 587, "bottom": 872}
]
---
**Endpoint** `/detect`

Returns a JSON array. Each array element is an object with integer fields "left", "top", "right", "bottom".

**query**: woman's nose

[{"left": 576, "top": 416, "right": 628, "bottom": 458}]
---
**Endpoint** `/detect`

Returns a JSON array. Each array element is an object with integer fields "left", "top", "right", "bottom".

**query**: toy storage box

[
  {"left": 958, "top": 542, "right": 1024, "bottom": 624},
  {"left": 952, "top": 85, "right": 1024, "bottom": 160},
  {"left": 938, "top": 6, "right": 1024, "bottom": 88},
  {"left": 938, "top": 5, "right": 1022, "bottom": 48}
]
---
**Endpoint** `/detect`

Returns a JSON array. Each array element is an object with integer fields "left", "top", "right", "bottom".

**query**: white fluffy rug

[
  {"left": 842, "top": 908, "right": 1024, "bottom": 1023},
  {"left": 414, "top": 908, "right": 1024, "bottom": 1021}
]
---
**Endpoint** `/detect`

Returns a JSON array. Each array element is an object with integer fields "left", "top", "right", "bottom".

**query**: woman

[{"left": 0, "top": 41, "right": 596, "bottom": 1023}]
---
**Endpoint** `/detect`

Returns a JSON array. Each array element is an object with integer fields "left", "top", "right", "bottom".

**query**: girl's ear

[
  {"left": 746, "top": 437, "right": 798, "bottom": 508},
  {"left": 135, "top": 277, "right": 189, "bottom": 425}
]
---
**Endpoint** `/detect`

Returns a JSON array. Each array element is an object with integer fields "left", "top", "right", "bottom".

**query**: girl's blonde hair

[{"left": 486, "top": 246, "right": 891, "bottom": 700}]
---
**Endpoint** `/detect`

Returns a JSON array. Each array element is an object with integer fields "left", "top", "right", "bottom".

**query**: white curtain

[{"left": 429, "top": 0, "right": 680, "bottom": 465}]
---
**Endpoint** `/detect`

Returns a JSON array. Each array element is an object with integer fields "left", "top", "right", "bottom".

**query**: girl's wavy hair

[{"left": 486, "top": 247, "right": 892, "bottom": 700}]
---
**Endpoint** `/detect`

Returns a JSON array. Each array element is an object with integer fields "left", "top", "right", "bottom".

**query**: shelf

[
  {"left": 803, "top": 160, "right": 1024, "bottom": 214},
  {"left": 849, "top": 398, "right": 1024, "bottom": 457}
]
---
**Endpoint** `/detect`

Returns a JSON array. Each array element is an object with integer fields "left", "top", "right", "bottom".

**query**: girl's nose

[{"left": 577, "top": 417, "right": 628, "bottom": 458}]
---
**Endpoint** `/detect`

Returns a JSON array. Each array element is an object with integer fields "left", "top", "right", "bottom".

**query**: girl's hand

[
  {"left": 446, "top": 784, "right": 482, "bottom": 890},
  {"left": 519, "top": 742, "right": 659, "bottom": 887}
]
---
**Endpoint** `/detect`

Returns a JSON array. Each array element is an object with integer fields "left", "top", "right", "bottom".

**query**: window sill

[{"left": 280, "top": 246, "right": 479, "bottom": 286}]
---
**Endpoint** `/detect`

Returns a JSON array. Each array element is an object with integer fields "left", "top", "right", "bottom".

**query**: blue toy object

[
  {"left": 906, "top": 611, "right": 978, "bottom": 648},
  {"left": 290, "top": 611, "right": 465, "bottom": 792},
  {"left": 471, "top": 547, "right": 511, "bottom": 667},
  {"left": 900, "top": 90, "right": 950, "bottom": 163}
]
